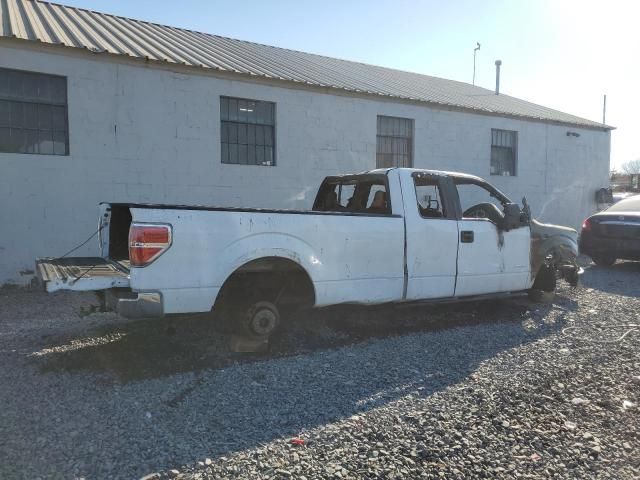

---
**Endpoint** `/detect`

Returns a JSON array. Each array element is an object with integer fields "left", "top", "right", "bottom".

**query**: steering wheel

[{"left": 463, "top": 202, "right": 504, "bottom": 224}]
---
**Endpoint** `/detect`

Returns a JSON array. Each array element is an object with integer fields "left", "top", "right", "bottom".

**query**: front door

[{"left": 453, "top": 180, "right": 530, "bottom": 296}]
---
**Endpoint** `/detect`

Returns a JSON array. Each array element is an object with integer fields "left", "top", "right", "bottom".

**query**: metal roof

[{"left": 0, "top": 0, "right": 611, "bottom": 130}]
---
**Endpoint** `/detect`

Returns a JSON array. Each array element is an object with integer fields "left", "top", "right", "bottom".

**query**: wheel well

[
  {"left": 532, "top": 261, "right": 557, "bottom": 292},
  {"left": 215, "top": 257, "right": 316, "bottom": 311}
]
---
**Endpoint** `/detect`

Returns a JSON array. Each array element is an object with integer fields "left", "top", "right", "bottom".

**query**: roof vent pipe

[{"left": 495, "top": 60, "right": 502, "bottom": 95}]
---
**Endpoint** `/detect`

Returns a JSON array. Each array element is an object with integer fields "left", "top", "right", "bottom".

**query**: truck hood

[{"left": 530, "top": 218, "right": 578, "bottom": 243}]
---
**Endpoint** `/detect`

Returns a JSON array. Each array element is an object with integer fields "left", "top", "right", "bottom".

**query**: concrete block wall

[{"left": 0, "top": 43, "right": 610, "bottom": 284}]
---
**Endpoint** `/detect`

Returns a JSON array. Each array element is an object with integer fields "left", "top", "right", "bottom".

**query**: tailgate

[{"left": 36, "top": 257, "right": 130, "bottom": 293}]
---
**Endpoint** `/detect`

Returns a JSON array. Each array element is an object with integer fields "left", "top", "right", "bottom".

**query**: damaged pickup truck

[{"left": 37, "top": 168, "right": 581, "bottom": 340}]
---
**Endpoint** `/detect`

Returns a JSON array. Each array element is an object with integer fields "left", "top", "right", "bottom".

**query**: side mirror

[{"left": 502, "top": 203, "right": 522, "bottom": 231}]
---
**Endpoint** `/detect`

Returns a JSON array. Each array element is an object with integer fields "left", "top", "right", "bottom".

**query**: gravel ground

[{"left": 0, "top": 260, "right": 638, "bottom": 479}]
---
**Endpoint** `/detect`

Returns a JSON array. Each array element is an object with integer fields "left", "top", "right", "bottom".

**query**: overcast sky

[{"left": 60, "top": 0, "right": 639, "bottom": 170}]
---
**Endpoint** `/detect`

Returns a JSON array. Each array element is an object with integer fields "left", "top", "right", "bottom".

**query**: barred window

[
  {"left": 0, "top": 68, "right": 69, "bottom": 156},
  {"left": 490, "top": 129, "right": 517, "bottom": 176},
  {"left": 220, "top": 96, "right": 275, "bottom": 166},
  {"left": 376, "top": 115, "right": 413, "bottom": 168}
]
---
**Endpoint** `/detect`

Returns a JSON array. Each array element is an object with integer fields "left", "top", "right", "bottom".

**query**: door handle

[{"left": 460, "top": 230, "right": 474, "bottom": 243}]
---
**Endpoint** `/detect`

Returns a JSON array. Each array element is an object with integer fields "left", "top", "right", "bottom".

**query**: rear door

[{"left": 401, "top": 171, "right": 458, "bottom": 300}]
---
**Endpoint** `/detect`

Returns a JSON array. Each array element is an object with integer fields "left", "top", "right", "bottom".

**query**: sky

[{"left": 59, "top": 0, "right": 640, "bottom": 170}]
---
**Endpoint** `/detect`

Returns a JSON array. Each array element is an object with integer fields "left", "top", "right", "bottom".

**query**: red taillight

[
  {"left": 129, "top": 223, "right": 172, "bottom": 267},
  {"left": 581, "top": 218, "right": 591, "bottom": 232}
]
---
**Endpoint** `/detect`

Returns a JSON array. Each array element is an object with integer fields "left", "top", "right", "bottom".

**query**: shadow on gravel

[
  {"left": 582, "top": 261, "right": 640, "bottom": 297},
  {"left": 22, "top": 293, "right": 578, "bottom": 478},
  {"left": 30, "top": 294, "right": 575, "bottom": 384}
]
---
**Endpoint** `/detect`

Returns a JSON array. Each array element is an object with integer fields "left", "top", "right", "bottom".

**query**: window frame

[
  {"left": 490, "top": 128, "right": 517, "bottom": 176},
  {"left": 452, "top": 177, "right": 512, "bottom": 226},
  {"left": 312, "top": 173, "right": 395, "bottom": 216},
  {"left": 0, "top": 67, "right": 69, "bottom": 156},
  {"left": 376, "top": 115, "right": 414, "bottom": 168},
  {"left": 220, "top": 96, "right": 276, "bottom": 167},
  {"left": 412, "top": 173, "right": 457, "bottom": 220},
  {"left": 411, "top": 172, "right": 457, "bottom": 220}
]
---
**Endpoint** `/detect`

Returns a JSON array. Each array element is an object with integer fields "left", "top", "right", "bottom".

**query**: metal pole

[
  {"left": 495, "top": 60, "right": 502, "bottom": 95},
  {"left": 602, "top": 94, "right": 607, "bottom": 125},
  {"left": 473, "top": 42, "right": 480, "bottom": 85}
]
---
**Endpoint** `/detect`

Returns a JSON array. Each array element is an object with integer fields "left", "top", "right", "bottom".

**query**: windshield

[{"left": 606, "top": 195, "right": 640, "bottom": 212}]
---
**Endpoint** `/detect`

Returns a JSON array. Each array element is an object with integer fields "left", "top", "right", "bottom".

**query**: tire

[{"left": 591, "top": 255, "right": 616, "bottom": 267}]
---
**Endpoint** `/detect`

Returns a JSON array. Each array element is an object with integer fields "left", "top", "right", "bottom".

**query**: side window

[
  {"left": 313, "top": 178, "right": 390, "bottom": 214},
  {"left": 365, "top": 183, "right": 390, "bottom": 214},
  {"left": 456, "top": 181, "right": 504, "bottom": 224},
  {"left": 338, "top": 183, "right": 356, "bottom": 209},
  {"left": 414, "top": 177, "right": 446, "bottom": 218}
]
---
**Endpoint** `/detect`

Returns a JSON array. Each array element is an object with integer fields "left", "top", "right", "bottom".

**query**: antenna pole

[
  {"left": 602, "top": 94, "right": 607, "bottom": 125},
  {"left": 473, "top": 42, "right": 481, "bottom": 85}
]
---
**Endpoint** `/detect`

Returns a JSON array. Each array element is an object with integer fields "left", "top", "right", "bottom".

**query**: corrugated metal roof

[{"left": 0, "top": 0, "right": 611, "bottom": 130}]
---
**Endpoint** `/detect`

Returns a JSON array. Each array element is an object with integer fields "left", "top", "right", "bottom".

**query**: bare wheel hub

[{"left": 248, "top": 302, "right": 279, "bottom": 337}]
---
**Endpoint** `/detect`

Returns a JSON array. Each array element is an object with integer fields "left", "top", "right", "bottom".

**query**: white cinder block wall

[{"left": 0, "top": 43, "right": 610, "bottom": 285}]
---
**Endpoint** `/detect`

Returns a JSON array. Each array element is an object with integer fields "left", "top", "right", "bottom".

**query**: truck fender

[
  {"left": 532, "top": 234, "right": 579, "bottom": 279},
  {"left": 211, "top": 233, "right": 321, "bottom": 306}
]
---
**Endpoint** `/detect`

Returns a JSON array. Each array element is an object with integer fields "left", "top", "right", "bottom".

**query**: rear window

[
  {"left": 314, "top": 176, "right": 391, "bottom": 214},
  {"left": 606, "top": 195, "right": 640, "bottom": 212}
]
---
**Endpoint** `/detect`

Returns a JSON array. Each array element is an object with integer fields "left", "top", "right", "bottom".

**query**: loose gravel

[{"left": 0, "top": 260, "right": 638, "bottom": 479}]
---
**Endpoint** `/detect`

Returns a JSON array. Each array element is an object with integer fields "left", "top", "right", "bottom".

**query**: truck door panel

[
  {"left": 501, "top": 226, "right": 531, "bottom": 290},
  {"left": 453, "top": 180, "right": 530, "bottom": 296},
  {"left": 402, "top": 171, "right": 458, "bottom": 300},
  {"left": 455, "top": 219, "right": 504, "bottom": 296}
]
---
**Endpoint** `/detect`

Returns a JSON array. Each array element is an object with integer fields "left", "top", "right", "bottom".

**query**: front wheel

[{"left": 591, "top": 254, "right": 616, "bottom": 267}]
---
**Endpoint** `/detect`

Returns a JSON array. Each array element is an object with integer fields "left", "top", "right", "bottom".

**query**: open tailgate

[{"left": 36, "top": 257, "right": 130, "bottom": 293}]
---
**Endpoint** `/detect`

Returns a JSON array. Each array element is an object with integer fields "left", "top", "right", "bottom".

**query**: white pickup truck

[{"left": 37, "top": 168, "right": 581, "bottom": 339}]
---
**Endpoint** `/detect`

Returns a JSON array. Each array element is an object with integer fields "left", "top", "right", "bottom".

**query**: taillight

[
  {"left": 129, "top": 223, "right": 172, "bottom": 267},
  {"left": 581, "top": 218, "right": 591, "bottom": 232}
]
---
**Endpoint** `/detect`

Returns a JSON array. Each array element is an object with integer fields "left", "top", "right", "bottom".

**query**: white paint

[
  {"left": 129, "top": 205, "right": 406, "bottom": 312},
  {"left": 455, "top": 221, "right": 531, "bottom": 296},
  {"left": 129, "top": 170, "right": 533, "bottom": 314},
  {"left": 38, "top": 170, "right": 573, "bottom": 315},
  {"left": 0, "top": 43, "right": 610, "bottom": 284},
  {"left": 399, "top": 169, "right": 458, "bottom": 300}
]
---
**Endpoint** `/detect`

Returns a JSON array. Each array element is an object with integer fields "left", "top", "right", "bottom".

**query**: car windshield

[{"left": 606, "top": 195, "right": 640, "bottom": 212}]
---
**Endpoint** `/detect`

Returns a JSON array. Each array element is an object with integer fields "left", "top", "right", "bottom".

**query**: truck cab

[{"left": 314, "top": 168, "right": 533, "bottom": 299}]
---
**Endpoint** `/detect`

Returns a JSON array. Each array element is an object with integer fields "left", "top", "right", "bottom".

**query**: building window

[
  {"left": 0, "top": 68, "right": 68, "bottom": 156},
  {"left": 220, "top": 96, "right": 275, "bottom": 166},
  {"left": 376, "top": 115, "right": 413, "bottom": 168},
  {"left": 490, "top": 129, "right": 517, "bottom": 176}
]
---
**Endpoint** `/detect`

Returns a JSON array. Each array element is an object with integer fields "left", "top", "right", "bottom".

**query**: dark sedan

[{"left": 580, "top": 195, "right": 640, "bottom": 266}]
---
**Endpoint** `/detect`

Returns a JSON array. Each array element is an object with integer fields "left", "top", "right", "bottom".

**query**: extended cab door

[
  {"left": 453, "top": 178, "right": 530, "bottom": 296},
  {"left": 401, "top": 171, "right": 459, "bottom": 300}
]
